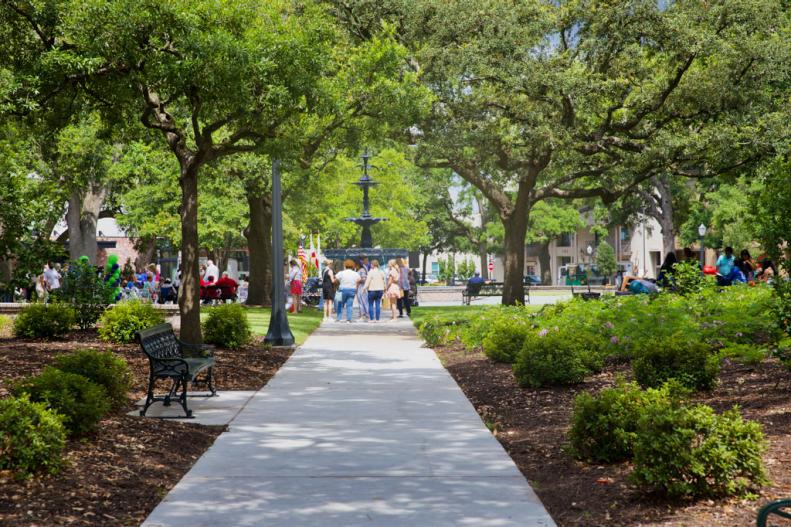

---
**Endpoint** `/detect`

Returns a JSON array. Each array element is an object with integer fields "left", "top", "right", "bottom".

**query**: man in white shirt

[
  {"left": 205, "top": 260, "right": 220, "bottom": 283},
  {"left": 43, "top": 262, "right": 61, "bottom": 291}
]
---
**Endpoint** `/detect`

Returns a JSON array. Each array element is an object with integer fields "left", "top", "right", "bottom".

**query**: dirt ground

[
  {"left": 0, "top": 330, "right": 293, "bottom": 526},
  {"left": 435, "top": 343, "right": 791, "bottom": 527}
]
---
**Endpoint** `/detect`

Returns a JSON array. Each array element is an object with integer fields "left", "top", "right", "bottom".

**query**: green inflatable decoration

[{"left": 104, "top": 254, "right": 122, "bottom": 302}]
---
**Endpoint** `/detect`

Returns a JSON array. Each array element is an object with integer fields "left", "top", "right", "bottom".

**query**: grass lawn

[
  {"left": 202, "top": 306, "right": 323, "bottom": 346},
  {"left": 410, "top": 304, "right": 541, "bottom": 326}
]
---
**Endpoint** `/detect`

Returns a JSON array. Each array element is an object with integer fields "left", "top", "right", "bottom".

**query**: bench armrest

[
  {"left": 150, "top": 357, "right": 191, "bottom": 377},
  {"left": 178, "top": 339, "right": 215, "bottom": 358}
]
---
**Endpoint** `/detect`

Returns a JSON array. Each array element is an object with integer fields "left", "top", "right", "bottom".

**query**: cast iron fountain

[{"left": 323, "top": 150, "right": 407, "bottom": 266}]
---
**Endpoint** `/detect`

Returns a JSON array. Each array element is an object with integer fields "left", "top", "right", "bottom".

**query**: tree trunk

[
  {"left": 135, "top": 237, "right": 157, "bottom": 271},
  {"left": 66, "top": 185, "right": 106, "bottom": 264},
  {"left": 538, "top": 241, "right": 552, "bottom": 285},
  {"left": 479, "top": 241, "right": 489, "bottom": 280},
  {"left": 655, "top": 175, "right": 676, "bottom": 258},
  {"left": 421, "top": 249, "right": 430, "bottom": 283},
  {"left": 179, "top": 164, "right": 202, "bottom": 344},
  {"left": 244, "top": 192, "right": 272, "bottom": 306},
  {"left": 501, "top": 210, "right": 530, "bottom": 305}
]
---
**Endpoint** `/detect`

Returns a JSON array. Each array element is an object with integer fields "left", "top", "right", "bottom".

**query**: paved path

[{"left": 142, "top": 319, "right": 555, "bottom": 527}]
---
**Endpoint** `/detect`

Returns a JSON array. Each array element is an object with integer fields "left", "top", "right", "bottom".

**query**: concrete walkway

[{"left": 142, "top": 319, "right": 555, "bottom": 527}]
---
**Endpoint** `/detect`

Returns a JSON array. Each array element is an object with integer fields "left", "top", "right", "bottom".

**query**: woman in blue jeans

[
  {"left": 364, "top": 259, "right": 386, "bottom": 322},
  {"left": 334, "top": 259, "right": 361, "bottom": 322}
]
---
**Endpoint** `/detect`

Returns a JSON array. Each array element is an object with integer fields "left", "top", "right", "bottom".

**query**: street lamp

[
  {"left": 586, "top": 244, "right": 593, "bottom": 262},
  {"left": 698, "top": 224, "right": 707, "bottom": 271},
  {"left": 265, "top": 160, "right": 294, "bottom": 347}
]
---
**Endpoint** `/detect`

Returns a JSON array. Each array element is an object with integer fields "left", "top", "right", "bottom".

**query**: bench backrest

[
  {"left": 466, "top": 282, "right": 483, "bottom": 295},
  {"left": 137, "top": 323, "right": 181, "bottom": 359}
]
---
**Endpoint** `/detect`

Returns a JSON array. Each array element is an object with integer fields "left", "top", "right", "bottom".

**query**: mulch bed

[
  {"left": 0, "top": 330, "right": 293, "bottom": 526},
  {"left": 435, "top": 343, "right": 791, "bottom": 527}
]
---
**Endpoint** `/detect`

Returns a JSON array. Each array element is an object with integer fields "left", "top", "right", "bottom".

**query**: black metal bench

[
  {"left": 462, "top": 282, "right": 530, "bottom": 305},
  {"left": 136, "top": 323, "right": 217, "bottom": 418},
  {"left": 757, "top": 499, "right": 791, "bottom": 526}
]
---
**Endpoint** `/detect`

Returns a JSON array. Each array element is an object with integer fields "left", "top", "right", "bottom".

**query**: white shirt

[
  {"left": 44, "top": 267, "right": 61, "bottom": 289},
  {"left": 205, "top": 263, "right": 220, "bottom": 282},
  {"left": 336, "top": 269, "right": 360, "bottom": 290},
  {"left": 289, "top": 265, "right": 302, "bottom": 282}
]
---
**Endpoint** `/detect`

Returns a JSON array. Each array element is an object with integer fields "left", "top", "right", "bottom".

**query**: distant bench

[
  {"left": 136, "top": 323, "right": 217, "bottom": 418},
  {"left": 462, "top": 282, "right": 530, "bottom": 305}
]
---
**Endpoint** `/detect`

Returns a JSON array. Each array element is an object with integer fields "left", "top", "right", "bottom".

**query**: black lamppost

[
  {"left": 265, "top": 159, "right": 294, "bottom": 347},
  {"left": 698, "top": 224, "right": 707, "bottom": 272}
]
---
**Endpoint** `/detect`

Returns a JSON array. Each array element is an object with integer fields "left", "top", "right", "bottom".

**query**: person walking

[
  {"left": 364, "top": 259, "right": 386, "bottom": 322},
  {"left": 35, "top": 274, "right": 49, "bottom": 303},
  {"left": 335, "top": 259, "right": 360, "bottom": 323},
  {"left": 321, "top": 259, "right": 336, "bottom": 320},
  {"left": 385, "top": 260, "right": 402, "bottom": 321},
  {"left": 396, "top": 257, "right": 411, "bottom": 318},
  {"left": 288, "top": 259, "right": 303, "bottom": 313},
  {"left": 356, "top": 259, "right": 369, "bottom": 322},
  {"left": 43, "top": 261, "right": 61, "bottom": 292}
]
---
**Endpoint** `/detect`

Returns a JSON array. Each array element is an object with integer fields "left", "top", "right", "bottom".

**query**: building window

[
  {"left": 558, "top": 233, "right": 573, "bottom": 247},
  {"left": 620, "top": 226, "right": 631, "bottom": 243}
]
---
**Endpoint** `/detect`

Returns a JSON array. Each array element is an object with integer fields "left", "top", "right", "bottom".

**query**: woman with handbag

[
  {"left": 321, "top": 259, "right": 336, "bottom": 320},
  {"left": 385, "top": 260, "right": 402, "bottom": 321},
  {"left": 364, "top": 259, "right": 386, "bottom": 322}
]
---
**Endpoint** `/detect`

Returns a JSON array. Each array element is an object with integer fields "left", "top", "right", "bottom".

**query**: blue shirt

[
  {"left": 468, "top": 276, "right": 484, "bottom": 285},
  {"left": 716, "top": 255, "right": 734, "bottom": 276}
]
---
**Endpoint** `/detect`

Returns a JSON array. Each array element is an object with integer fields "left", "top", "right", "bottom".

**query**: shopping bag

[{"left": 382, "top": 294, "right": 390, "bottom": 309}]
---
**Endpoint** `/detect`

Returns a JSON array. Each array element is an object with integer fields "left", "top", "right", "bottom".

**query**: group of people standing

[{"left": 321, "top": 257, "right": 415, "bottom": 323}]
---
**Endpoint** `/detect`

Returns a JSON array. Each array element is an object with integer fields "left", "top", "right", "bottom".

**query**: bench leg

[
  {"left": 139, "top": 372, "right": 157, "bottom": 417},
  {"left": 206, "top": 367, "right": 217, "bottom": 397},
  {"left": 177, "top": 376, "right": 192, "bottom": 418}
]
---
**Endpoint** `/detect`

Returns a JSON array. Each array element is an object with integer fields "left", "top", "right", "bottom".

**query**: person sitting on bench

[{"left": 468, "top": 271, "right": 484, "bottom": 287}]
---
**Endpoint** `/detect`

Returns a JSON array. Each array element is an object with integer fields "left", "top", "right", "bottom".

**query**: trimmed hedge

[
  {"left": 513, "top": 328, "right": 603, "bottom": 388},
  {"left": 13, "top": 303, "right": 75, "bottom": 339},
  {"left": 98, "top": 300, "right": 166, "bottom": 344},
  {"left": 53, "top": 349, "right": 131, "bottom": 409},
  {"left": 12, "top": 367, "right": 110, "bottom": 437},
  {"left": 202, "top": 304, "right": 252, "bottom": 349},
  {"left": 632, "top": 334, "right": 720, "bottom": 391},
  {"left": 632, "top": 404, "right": 767, "bottom": 498},
  {"left": 0, "top": 395, "right": 66, "bottom": 479}
]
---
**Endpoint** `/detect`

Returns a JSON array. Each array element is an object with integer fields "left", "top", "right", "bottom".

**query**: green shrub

[
  {"left": 669, "top": 260, "right": 714, "bottom": 295},
  {"left": 696, "top": 285, "right": 782, "bottom": 347},
  {"left": 482, "top": 315, "right": 532, "bottom": 363},
  {"left": 53, "top": 349, "right": 131, "bottom": 408},
  {"left": 12, "top": 367, "right": 110, "bottom": 436},
  {"left": 13, "top": 303, "right": 75, "bottom": 339},
  {"left": 0, "top": 314, "right": 12, "bottom": 337},
  {"left": 98, "top": 300, "right": 166, "bottom": 344},
  {"left": 418, "top": 316, "right": 457, "bottom": 348},
  {"left": 719, "top": 343, "right": 768, "bottom": 366},
  {"left": 0, "top": 395, "right": 66, "bottom": 479},
  {"left": 776, "top": 337, "right": 791, "bottom": 372},
  {"left": 202, "top": 304, "right": 252, "bottom": 349},
  {"left": 631, "top": 404, "right": 767, "bottom": 498},
  {"left": 632, "top": 334, "right": 720, "bottom": 391},
  {"left": 513, "top": 328, "right": 602, "bottom": 388},
  {"left": 568, "top": 380, "right": 686, "bottom": 463},
  {"left": 53, "top": 258, "right": 114, "bottom": 329}
]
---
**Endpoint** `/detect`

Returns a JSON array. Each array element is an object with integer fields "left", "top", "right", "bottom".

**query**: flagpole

[{"left": 265, "top": 159, "right": 294, "bottom": 347}]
